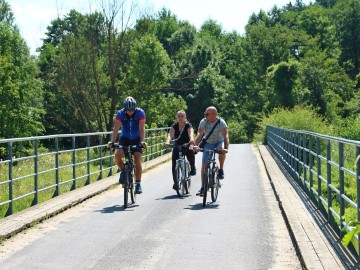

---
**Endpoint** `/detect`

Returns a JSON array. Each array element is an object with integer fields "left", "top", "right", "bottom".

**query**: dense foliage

[{"left": 1, "top": 0, "right": 360, "bottom": 142}]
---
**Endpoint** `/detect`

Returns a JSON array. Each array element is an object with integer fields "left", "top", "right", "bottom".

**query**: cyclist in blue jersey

[{"left": 108, "top": 96, "right": 146, "bottom": 194}]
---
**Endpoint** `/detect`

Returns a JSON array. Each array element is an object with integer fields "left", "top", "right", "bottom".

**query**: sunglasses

[
  {"left": 126, "top": 109, "right": 135, "bottom": 113},
  {"left": 205, "top": 112, "right": 215, "bottom": 116}
]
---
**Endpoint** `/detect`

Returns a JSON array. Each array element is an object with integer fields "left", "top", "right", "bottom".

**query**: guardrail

[
  {"left": 0, "top": 127, "right": 170, "bottom": 217},
  {"left": 266, "top": 125, "right": 360, "bottom": 260}
]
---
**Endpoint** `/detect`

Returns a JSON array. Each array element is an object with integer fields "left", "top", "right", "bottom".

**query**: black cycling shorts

[{"left": 119, "top": 137, "right": 142, "bottom": 153}]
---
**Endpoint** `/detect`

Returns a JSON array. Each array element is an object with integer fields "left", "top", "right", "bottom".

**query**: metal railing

[
  {"left": 0, "top": 127, "right": 170, "bottom": 217},
  {"left": 267, "top": 125, "right": 360, "bottom": 260}
]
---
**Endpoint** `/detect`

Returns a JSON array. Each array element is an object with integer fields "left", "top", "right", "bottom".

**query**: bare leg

[
  {"left": 115, "top": 149, "right": 124, "bottom": 170},
  {"left": 218, "top": 153, "right": 226, "bottom": 170},
  {"left": 134, "top": 152, "right": 142, "bottom": 181},
  {"left": 201, "top": 163, "right": 207, "bottom": 187}
]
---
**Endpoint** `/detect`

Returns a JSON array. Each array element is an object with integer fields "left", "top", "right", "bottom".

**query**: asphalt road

[{"left": 0, "top": 144, "right": 301, "bottom": 270}]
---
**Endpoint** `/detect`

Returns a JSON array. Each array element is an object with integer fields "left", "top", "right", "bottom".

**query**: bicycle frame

[
  {"left": 114, "top": 144, "right": 140, "bottom": 208},
  {"left": 202, "top": 148, "right": 221, "bottom": 206},
  {"left": 171, "top": 143, "right": 191, "bottom": 197}
]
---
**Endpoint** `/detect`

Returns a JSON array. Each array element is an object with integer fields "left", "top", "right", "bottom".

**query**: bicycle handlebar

[
  {"left": 198, "top": 148, "right": 224, "bottom": 155},
  {"left": 169, "top": 142, "right": 190, "bottom": 149},
  {"left": 112, "top": 143, "right": 144, "bottom": 151}
]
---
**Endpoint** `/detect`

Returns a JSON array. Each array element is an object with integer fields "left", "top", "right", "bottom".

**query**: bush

[
  {"left": 253, "top": 105, "right": 335, "bottom": 143},
  {"left": 227, "top": 119, "right": 248, "bottom": 143},
  {"left": 338, "top": 116, "right": 360, "bottom": 141}
]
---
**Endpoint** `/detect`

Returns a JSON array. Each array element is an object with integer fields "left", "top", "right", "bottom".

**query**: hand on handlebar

[
  {"left": 141, "top": 141, "right": 147, "bottom": 148},
  {"left": 107, "top": 141, "right": 114, "bottom": 149},
  {"left": 164, "top": 142, "right": 170, "bottom": 148},
  {"left": 221, "top": 148, "right": 228, "bottom": 154}
]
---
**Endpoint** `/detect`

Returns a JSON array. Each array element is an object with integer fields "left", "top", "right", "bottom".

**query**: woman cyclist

[{"left": 165, "top": 110, "right": 196, "bottom": 190}]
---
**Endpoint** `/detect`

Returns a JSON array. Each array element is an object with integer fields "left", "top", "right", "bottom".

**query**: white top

[{"left": 198, "top": 117, "right": 227, "bottom": 144}]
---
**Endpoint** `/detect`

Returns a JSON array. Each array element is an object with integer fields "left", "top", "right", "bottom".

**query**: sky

[{"left": 9, "top": 0, "right": 312, "bottom": 55}]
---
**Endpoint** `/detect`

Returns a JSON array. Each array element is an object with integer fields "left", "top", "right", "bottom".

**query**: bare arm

[
  {"left": 139, "top": 119, "right": 146, "bottom": 142},
  {"left": 188, "top": 126, "right": 195, "bottom": 145},
  {"left": 221, "top": 127, "right": 229, "bottom": 150},
  {"left": 111, "top": 119, "right": 121, "bottom": 143},
  {"left": 165, "top": 127, "right": 175, "bottom": 146},
  {"left": 195, "top": 127, "right": 205, "bottom": 145}
]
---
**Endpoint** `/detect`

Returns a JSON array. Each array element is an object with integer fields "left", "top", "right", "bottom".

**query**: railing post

[
  {"left": 71, "top": 136, "right": 76, "bottom": 190},
  {"left": 291, "top": 132, "right": 295, "bottom": 179},
  {"left": 108, "top": 133, "right": 113, "bottom": 176},
  {"left": 86, "top": 135, "right": 90, "bottom": 185},
  {"left": 284, "top": 129, "right": 288, "bottom": 168},
  {"left": 309, "top": 135, "right": 313, "bottom": 201},
  {"left": 317, "top": 137, "right": 321, "bottom": 210},
  {"left": 150, "top": 130, "right": 153, "bottom": 160},
  {"left": 296, "top": 132, "right": 300, "bottom": 183},
  {"left": 303, "top": 133, "right": 308, "bottom": 194},
  {"left": 98, "top": 135, "right": 103, "bottom": 180},
  {"left": 8, "top": 141, "right": 13, "bottom": 216},
  {"left": 326, "top": 140, "right": 332, "bottom": 223},
  {"left": 356, "top": 145, "right": 360, "bottom": 260},
  {"left": 33, "top": 139, "right": 39, "bottom": 205},
  {"left": 55, "top": 137, "right": 59, "bottom": 196},
  {"left": 339, "top": 142, "right": 344, "bottom": 238}
]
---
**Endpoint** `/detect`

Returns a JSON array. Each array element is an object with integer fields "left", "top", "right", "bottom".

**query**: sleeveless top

[{"left": 171, "top": 122, "right": 192, "bottom": 145}]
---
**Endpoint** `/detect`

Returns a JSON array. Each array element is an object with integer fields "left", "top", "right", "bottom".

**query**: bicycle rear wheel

[
  {"left": 203, "top": 167, "right": 210, "bottom": 207},
  {"left": 175, "top": 164, "right": 185, "bottom": 197},
  {"left": 211, "top": 168, "right": 220, "bottom": 202}
]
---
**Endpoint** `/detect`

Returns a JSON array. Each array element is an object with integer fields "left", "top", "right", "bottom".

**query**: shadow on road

[
  {"left": 184, "top": 202, "right": 219, "bottom": 210},
  {"left": 96, "top": 204, "right": 139, "bottom": 213},
  {"left": 156, "top": 194, "right": 189, "bottom": 200}
]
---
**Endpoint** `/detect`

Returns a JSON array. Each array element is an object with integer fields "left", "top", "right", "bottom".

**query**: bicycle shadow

[
  {"left": 184, "top": 202, "right": 220, "bottom": 210},
  {"left": 96, "top": 204, "right": 139, "bottom": 213},
  {"left": 156, "top": 194, "right": 189, "bottom": 200}
]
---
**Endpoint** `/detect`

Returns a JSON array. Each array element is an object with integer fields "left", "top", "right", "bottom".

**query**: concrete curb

[
  {"left": 257, "top": 144, "right": 351, "bottom": 270},
  {"left": 0, "top": 153, "right": 171, "bottom": 242}
]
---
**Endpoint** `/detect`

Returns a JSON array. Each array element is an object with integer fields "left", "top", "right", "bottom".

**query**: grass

[
  {"left": 0, "top": 148, "right": 114, "bottom": 218},
  {"left": 0, "top": 130, "right": 170, "bottom": 219}
]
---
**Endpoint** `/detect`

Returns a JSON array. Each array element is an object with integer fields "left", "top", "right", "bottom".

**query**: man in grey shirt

[{"left": 194, "top": 106, "right": 229, "bottom": 196}]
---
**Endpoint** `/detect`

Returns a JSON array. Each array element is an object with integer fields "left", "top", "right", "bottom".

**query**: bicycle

[
  {"left": 113, "top": 143, "right": 143, "bottom": 209},
  {"left": 170, "top": 143, "right": 192, "bottom": 197},
  {"left": 200, "top": 148, "right": 222, "bottom": 207}
]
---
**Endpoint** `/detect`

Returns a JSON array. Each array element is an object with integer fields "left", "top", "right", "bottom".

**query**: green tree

[
  {"left": 39, "top": 10, "right": 109, "bottom": 133},
  {"left": 333, "top": 0, "right": 360, "bottom": 78},
  {"left": 265, "top": 60, "right": 300, "bottom": 110},
  {"left": 39, "top": 1, "right": 140, "bottom": 134},
  {"left": 0, "top": 0, "right": 44, "bottom": 138}
]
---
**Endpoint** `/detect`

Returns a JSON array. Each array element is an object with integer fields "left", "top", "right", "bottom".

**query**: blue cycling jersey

[{"left": 115, "top": 108, "right": 146, "bottom": 140}]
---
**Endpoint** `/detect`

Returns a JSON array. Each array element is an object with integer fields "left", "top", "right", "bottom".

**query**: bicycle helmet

[{"left": 123, "top": 96, "right": 137, "bottom": 110}]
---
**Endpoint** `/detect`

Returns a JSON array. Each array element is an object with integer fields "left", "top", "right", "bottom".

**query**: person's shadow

[
  {"left": 156, "top": 194, "right": 189, "bottom": 200},
  {"left": 96, "top": 204, "right": 139, "bottom": 213},
  {"left": 184, "top": 202, "right": 219, "bottom": 210}
]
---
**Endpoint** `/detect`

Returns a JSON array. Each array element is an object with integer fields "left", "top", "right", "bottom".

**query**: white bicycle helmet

[{"left": 123, "top": 96, "right": 137, "bottom": 110}]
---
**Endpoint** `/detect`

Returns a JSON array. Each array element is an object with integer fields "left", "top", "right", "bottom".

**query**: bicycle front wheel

[
  {"left": 129, "top": 167, "right": 136, "bottom": 204},
  {"left": 211, "top": 168, "right": 220, "bottom": 202},
  {"left": 203, "top": 167, "right": 210, "bottom": 207},
  {"left": 175, "top": 164, "right": 185, "bottom": 197},
  {"left": 185, "top": 162, "right": 191, "bottom": 194},
  {"left": 123, "top": 166, "right": 130, "bottom": 208}
]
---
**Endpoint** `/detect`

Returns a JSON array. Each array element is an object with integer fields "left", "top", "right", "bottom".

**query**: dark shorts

[{"left": 119, "top": 137, "right": 142, "bottom": 153}]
